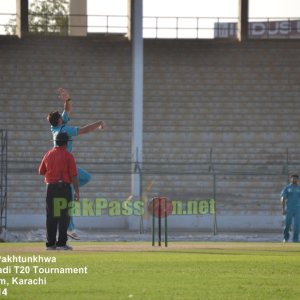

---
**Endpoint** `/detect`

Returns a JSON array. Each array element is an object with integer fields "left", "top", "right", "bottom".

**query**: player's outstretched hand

[
  {"left": 98, "top": 120, "right": 106, "bottom": 130},
  {"left": 57, "top": 87, "right": 70, "bottom": 102}
]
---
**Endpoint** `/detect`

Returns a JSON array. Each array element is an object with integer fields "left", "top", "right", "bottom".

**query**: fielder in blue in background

[
  {"left": 280, "top": 174, "right": 300, "bottom": 243},
  {"left": 47, "top": 88, "right": 106, "bottom": 240}
]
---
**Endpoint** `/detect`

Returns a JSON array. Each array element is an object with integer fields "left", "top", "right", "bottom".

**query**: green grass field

[{"left": 0, "top": 242, "right": 300, "bottom": 300}]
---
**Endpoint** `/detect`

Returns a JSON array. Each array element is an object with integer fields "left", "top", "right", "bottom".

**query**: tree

[
  {"left": 5, "top": 0, "right": 69, "bottom": 35},
  {"left": 4, "top": 16, "right": 17, "bottom": 35}
]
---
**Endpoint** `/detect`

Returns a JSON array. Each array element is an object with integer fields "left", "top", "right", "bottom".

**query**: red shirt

[{"left": 39, "top": 147, "right": 77, "bottom": 184}]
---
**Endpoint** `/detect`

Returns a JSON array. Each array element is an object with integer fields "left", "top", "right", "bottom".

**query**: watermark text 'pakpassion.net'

[{"left": 53, "top": 198, "right": 215, "bottom": 217}]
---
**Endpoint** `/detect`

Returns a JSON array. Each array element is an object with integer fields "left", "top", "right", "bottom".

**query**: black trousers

[{"left": 46, "top": 182, "right": 72, "bottom": 247}]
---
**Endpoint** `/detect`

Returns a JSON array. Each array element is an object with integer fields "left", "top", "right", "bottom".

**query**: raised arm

[
  {"left": 78, "top": 120, "right": 106, "bottom": 135},
  {"left": 64, "top": 99, "right": 72, "bottom": 114},
  {"left": 58, "top": 87, "right": 72, "bottom": 114}
]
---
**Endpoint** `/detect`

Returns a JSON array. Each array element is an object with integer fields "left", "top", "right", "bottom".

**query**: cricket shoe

[
  {"left": 67, "top": 230, "right": 80, "bottom": 240},
  {"left": 56, "top": 244, "right": 73, "bottom": 251},
  {"left": 46, "top": 246, "right": 56, "bottom": 250}
]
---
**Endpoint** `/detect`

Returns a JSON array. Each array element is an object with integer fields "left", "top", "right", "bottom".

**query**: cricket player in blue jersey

[
  {"left": 47, "top": 88, "right": 105, "bottom": 240},
  {"left": 280, "top": 174, "right": 300, "bottom": 242}
]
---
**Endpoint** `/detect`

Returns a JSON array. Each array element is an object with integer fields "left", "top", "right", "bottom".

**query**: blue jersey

[
  {"left": 280, "top": 183, "right": 300, "bottom": 208},
  {"left": 51, "top": 111, "right": 78, "bottom": 152}
]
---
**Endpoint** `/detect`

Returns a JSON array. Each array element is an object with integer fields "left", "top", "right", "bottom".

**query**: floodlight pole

[
  {"left": 16, "top": 0, "right": 28, "bottom": 38},
  {"left": 238, "top": 0, "right": 249, "bottom": 41},
  {"left": 128, "top": 0, "right": 144, "bottom": 230}
]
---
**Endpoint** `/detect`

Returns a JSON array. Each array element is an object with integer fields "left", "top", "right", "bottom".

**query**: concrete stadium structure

[{"left": 0, "top": 0, "right": 300, "bottom": 233}]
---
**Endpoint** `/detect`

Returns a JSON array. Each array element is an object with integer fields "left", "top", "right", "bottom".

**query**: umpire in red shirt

[{"left": 39, "top": 132, "right": 79, "bottom": 250}]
